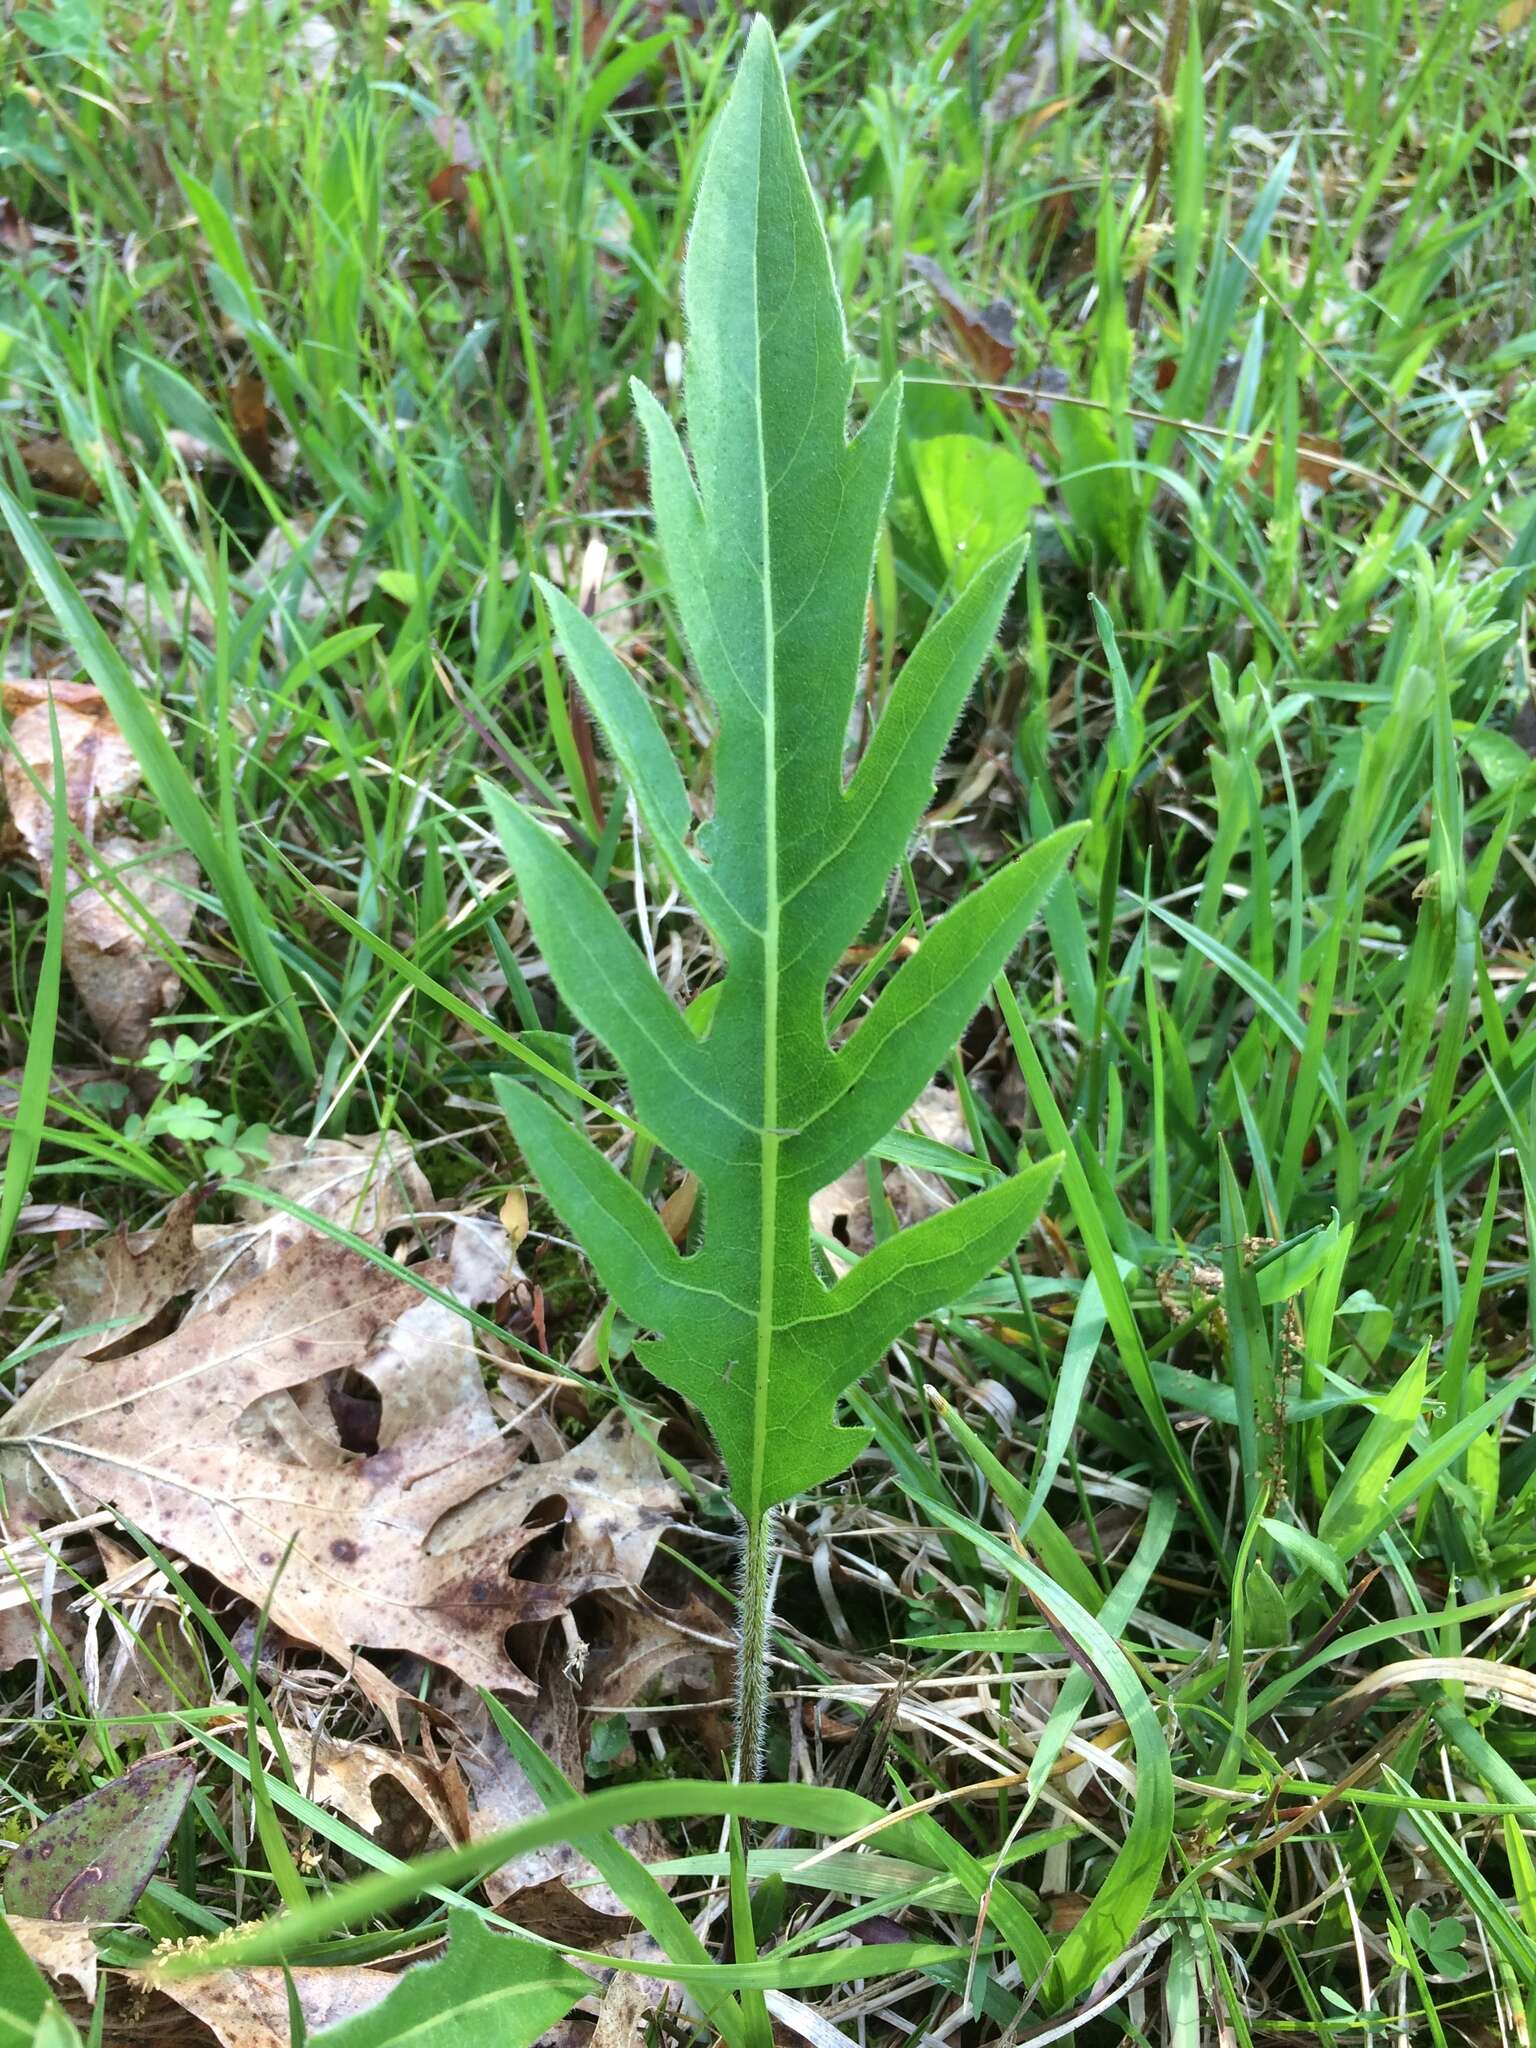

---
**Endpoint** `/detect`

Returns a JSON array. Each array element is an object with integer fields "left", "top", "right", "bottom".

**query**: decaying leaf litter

[
  {"left": 0, "top": 660, "right": 731, "bottom": 2025},
  {"left": 0, "top": 1144, "right": 696, "bottom": 1648},
  {"left": 5, "top": 0, "right": 1536, "bottom": 2042},
  {"left": 1, "top": 680, "right": 196, "bottom": 1061},
  {"left": 0, "top": 1127, "right": 713, "bottom": 1970}
]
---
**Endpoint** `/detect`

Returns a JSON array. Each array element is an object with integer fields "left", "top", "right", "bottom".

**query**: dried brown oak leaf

[
  {"left": 0, "top": 1236, "right": 591, "bottom": 1732},
  {"left": 150, "top": 1962, "right": 394, "bottom": 2048},
  {"left": 443, "top": 1661, "right": 646, "bottom": 1931},
  {"left": 271, "top": 1724, "right": 462, "bottom": 1847},
  {"left": 48, "top": 1185, "right": 203, "bottom": 1362},
  {"left": 59, "top": 833, "right": 197, "bottom": 1058},
  {"left": 581, "top": 1586, "right": 728, "bottom": 1714},
  {"left": 1, "top": 680, "right": 140, "bottom": 859},
  {"left": 1, "top": 680, "right": 196, "bottom": 1056},
  {"left": 7, "top": 1918, "right": 99, "bottom": 2004},
  {"left": 187, "top": 1130, "right": 432, "bottom": 1313},
  {"left": 427, "top": 1408, "right": 677, "bottom": 1585}
]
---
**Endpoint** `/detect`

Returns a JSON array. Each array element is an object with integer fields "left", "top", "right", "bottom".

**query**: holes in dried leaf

[{"left": 326, "top": 1370, "right": 381, "bottom": 1454}]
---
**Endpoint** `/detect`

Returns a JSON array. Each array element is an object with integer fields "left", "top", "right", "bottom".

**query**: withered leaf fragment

[
  {"left": 1, "top": 680, "right": 196, "bottom": 1056},
  {"left": 0, "top": 1237, "right": 594, "bottom": 1730}
]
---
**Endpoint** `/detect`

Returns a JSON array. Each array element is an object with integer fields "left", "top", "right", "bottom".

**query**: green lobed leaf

[{"left": 487, "top": 19, "right": 1080, "bottom": 1522}]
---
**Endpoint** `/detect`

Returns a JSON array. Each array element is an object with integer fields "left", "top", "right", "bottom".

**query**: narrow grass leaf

[
  {"left": 0, "top": 708, "right": 68, "bottom": 1277},
  {"left": 1317, "top": 1342, "right": 1431, "bottom": 1559}
]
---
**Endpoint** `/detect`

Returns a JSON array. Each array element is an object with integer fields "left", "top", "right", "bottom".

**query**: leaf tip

[
  {"left": 528, "top": 568, "right": 564, "bottom": 617},
  {"left": 744, "top": 10, "right": 778, "bottom": 60}
]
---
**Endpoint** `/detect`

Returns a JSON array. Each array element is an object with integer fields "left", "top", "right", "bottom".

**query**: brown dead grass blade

[
  {"left": 230, "top": 373, "right": 275, "bottom": 477},
  {"left": 1298, "top": 1655, "right": 1536, "bottom": 1750},
  {"left": 17, "top": 438, "right": 103, "bottom": 504}
]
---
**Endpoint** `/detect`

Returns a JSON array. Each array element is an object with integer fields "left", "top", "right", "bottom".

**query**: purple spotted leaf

[{"left": 7, "top": 1753, "right": 195, "bottom": 1923}]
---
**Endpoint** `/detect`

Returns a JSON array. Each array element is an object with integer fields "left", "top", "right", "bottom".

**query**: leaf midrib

[
  {"left": 750, "top": 93, "right": 778, "bottom": 1532},
  {"left": 335, "top": 1977, "right": 581, "bottom": 2047}
]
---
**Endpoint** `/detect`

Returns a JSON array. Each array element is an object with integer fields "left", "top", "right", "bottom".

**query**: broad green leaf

[
  {"left": 1055, "top": 403, "right": 1138, "bottom": 567},
  {"left": 644, "top": 1846, "right": 1010, "bottom": 1915},
  {"left": 1464, "top": 725, "right": 1536, "bottom": 798},
  {"left": 1242, "top": 1554, "right": 1290, "bottom": 1648},
  {"left": 911, "top": 433, "right": 1045, "bottom": 590},
  {"left": 882, "top": 1796, "right": 1054, "bottom": 1988},
  {"left": 1255, "top": 1213, "right": 1340, "bottom": 1305},
  {"left": 28, "top": 2015, "right": 83, "bottom": 2048},
  {"left": 1027, "top": 1490, "right": 1178, "bottom": 1788},
  {"left": 486, "top": 20, "right": 1079, "bottom": 1525},
  {"left": 1260, "top": 1515, "right": 1348, "bottom": 1598},
  {"left": 1376, "top": 1356, "right": 1536, "bottom": 1535},
  {"left": 311, "top": 1912, "right": 587, "bottom": 2048}
]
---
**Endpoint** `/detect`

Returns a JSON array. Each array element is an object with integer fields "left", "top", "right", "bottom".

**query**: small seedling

[
  {"left": 1402, "top": 1905, "right": 1470, "bottom": 1983},
  {"left": 123, "top": 1094, "right": 271, "bottom": 1178}
]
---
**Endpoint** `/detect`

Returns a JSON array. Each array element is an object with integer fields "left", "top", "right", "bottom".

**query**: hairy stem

[{"left": 734, "top": 1509, "right": 780, "bottom": 1780}]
